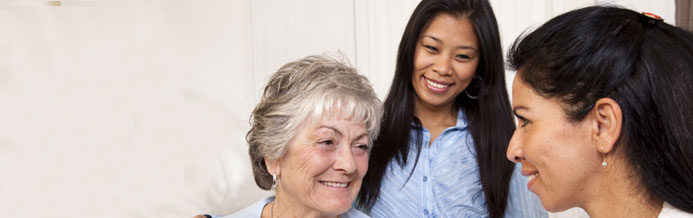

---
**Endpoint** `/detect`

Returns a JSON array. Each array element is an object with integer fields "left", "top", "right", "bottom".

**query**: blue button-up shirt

[{"left": 368, "top": 110, "right": 547, "bottom": 218}]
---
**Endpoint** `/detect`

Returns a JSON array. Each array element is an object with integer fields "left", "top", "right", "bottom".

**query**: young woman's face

[
  {"left": 411, "top": 13, "right": 479, "bottom": 109},
  {"left": 275, "top": 113, "right": 370, "bottom": 216},
  {"left": 506, "top": 75, "right": 603, "bottom": 212}
]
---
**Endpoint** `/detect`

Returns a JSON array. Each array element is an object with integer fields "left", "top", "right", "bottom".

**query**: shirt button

[
  {"left": 423, "top": 209, "right": 429, "bottom": 215},
  {"left": 423, "top": 176, "right": 428, "bottom": 182}
]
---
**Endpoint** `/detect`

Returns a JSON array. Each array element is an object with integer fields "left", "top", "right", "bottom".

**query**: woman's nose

[
  {"left": 333, "top": 145, "right": 356, "bottom": 174},
  {"left": 432, "top": 56, "right": 451, "bottom": 75},
  {"left": 506, "top": 133, "right": 524, "bottom": 162}
]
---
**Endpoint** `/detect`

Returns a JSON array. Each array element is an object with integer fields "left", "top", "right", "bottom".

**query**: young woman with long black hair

[{"left": 357, "top": 0, "right": 545, "bottom": 217}]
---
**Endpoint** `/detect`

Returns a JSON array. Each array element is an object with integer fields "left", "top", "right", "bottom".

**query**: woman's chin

[
  {"left": 314, "top": 200, "right": 352, "bottom": 215},
  {"left": 539, "top": 198, "right": 573, "bottom": 213},
  {"left": 311, "top": 186, "right": 357, "bottom": 213}
]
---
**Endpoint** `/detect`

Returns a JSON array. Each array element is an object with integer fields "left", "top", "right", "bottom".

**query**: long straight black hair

[
  {"left": 508, "top": 6, "right": 693, "bottom": 213},
  {"left": 357, "top": 0, "right": 516, "bottom": 217}
]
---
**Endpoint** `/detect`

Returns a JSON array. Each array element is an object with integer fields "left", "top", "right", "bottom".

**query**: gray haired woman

[{"left": 200, "top": 54, "right": 382, "bottom": 218}]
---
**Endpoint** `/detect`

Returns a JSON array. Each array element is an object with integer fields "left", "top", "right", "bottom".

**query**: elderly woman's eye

[
  {"left": 318, "top": 140, "right": 334, "bottom": 146},
  {"left": 351, "top": 144, "right": 370, "bottom": 155}
]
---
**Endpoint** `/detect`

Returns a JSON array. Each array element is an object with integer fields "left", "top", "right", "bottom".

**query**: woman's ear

[
  {"left": 590, "top": 98, "right": 623, "bottom": 153},
  {"left": 264, "top": 156, "right": 280, "bottom": 176}
]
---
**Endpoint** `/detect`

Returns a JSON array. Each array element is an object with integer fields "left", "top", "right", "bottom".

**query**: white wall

[{"left": 0, "top": 0, "right": 674, "bottom": 217}]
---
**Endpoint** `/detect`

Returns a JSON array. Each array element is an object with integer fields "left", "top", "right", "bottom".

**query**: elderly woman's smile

[
  {"left": 319, "top": 181, "right": 348, "bottom": 188},
  {"left": 270, "top": 113, "right": 370, "bottom": 216},
  {"left": 229, "top": 55, "right": 381, "bottom": 218}
]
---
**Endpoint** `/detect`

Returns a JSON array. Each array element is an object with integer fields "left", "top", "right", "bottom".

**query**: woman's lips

[
  {"left": 522, "top": 170, "right": 539, "bottom": 190},
  {"left": 319, "top": 181, "right": 349, "bottom": 188},
  {"left": 423, "top": 76, "right": 453, "bottom": 93}
]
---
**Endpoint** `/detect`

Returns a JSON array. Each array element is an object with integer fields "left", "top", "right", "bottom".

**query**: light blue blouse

[
  {"left": 214, "top": 196, "right": 369, "bottom": 218},
  {"left": 367, "top": 110, "right": 547, "bottom": 218}
]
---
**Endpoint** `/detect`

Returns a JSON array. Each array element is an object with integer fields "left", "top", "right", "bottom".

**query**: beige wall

[{"left": 0, "top": 0, "right": 674, "bottom": 217}]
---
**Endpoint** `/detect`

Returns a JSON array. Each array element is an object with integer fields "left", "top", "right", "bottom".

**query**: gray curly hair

[{"left": 247, "top": 54, "right": 383, "bottom": 190}]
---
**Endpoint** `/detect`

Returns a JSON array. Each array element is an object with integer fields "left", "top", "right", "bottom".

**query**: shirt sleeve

[{"left": 505, "top": 163, "right": 549, "bottom": 218}]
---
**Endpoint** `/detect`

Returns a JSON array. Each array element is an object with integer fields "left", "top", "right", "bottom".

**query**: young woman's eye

[
  {"left": 425, "top": 45, "right": 439, "bottom": 52},
  {"left": 518, "top": 117, "right": 529, "bottom": 127},
  {"left": 456, "top": 54, "right": 471, "bottom": 59}
]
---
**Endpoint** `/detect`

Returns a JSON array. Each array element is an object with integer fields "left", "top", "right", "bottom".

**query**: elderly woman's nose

[
  {"left": 506, "top": 133, "right": 523, "bottom": 162},
  {"left": 333, "top": 145, "right": 357, "bottom": 173}
]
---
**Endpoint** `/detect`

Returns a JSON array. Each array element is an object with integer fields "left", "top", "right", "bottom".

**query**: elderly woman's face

[
  {"left": 275, "top": 113, "right": 369, "bottom": 215},
  {"left": 506, "top": 74, "right": 603, "bottom": 212}
]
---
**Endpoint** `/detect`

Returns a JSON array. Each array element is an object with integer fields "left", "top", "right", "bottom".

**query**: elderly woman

[
  {"left": 202, "top": 55, "right": 382, "bottom": 218},
  {"left": 505, "top": 6, "right": 693, "bottom": 218}
]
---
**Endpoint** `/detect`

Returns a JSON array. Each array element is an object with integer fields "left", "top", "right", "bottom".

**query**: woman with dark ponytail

[
  {"left": 357, "top": 0, "right": 546, "bottom": 217},
  {"left": 506, "top": 5, "right": 693, "bottom": 217}
]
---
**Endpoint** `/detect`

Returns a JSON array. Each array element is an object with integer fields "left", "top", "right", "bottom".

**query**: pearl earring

[{"left": 600, "top": 145, "right": 608, "bottom": 167}]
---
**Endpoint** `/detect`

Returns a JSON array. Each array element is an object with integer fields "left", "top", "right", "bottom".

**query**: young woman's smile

[{"left": 411, "top": 13, "right": 479, "bottom": 110}]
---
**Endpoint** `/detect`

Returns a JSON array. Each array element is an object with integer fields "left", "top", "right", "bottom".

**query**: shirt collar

[
  {"left": 454, "top": 108, "right": 468, "bottom": 129},
  {"left": 411, "top": 108, "right": 468, "bottom": 129}
]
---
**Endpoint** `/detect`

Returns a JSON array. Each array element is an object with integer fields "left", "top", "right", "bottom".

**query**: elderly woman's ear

[
  {"left": 588, "top": 98, "right": 623, "bottom": 154},
  {"left": 264, "top": 156, "right": 280, "bottom": 176}
]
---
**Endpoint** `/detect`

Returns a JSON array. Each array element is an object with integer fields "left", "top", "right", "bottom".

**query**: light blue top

[
  {"left": 367, "top": 110, "right": 547, "bottom": 218},
  {"left": 214, "top": 196, "right": 369, "bottom": 218}
]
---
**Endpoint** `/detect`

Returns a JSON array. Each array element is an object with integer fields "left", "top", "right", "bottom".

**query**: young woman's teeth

[
  {"left": 527, "top": 173, "right": 538, "bottom": 181},
  {"left": 426, "top": 78, "right": 448, "bottom": 89},
  {"left": 320, "top": 181, "right": 348, "bottom": 188}
]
